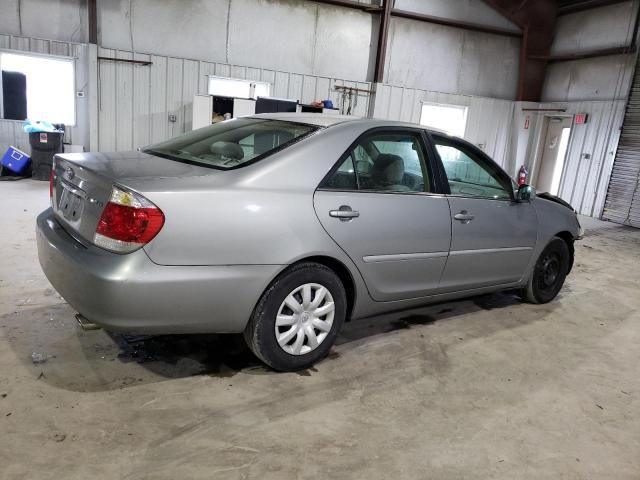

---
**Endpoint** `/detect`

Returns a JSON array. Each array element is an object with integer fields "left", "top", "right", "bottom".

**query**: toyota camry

[{"left": 37, "top": 113, "right": 582, "bottom": 371}]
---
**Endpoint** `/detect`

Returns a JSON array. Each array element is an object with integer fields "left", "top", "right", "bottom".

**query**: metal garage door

[{"left": 602, "top": 66, "right": 640, "bottom": 227}]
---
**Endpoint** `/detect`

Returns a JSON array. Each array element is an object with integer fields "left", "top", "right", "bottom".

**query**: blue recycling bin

[{"left": 1, "top": 146, "right": 31, "bottom": 175}]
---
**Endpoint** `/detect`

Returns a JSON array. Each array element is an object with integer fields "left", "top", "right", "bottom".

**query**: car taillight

[
  {"left": 49, "top": 168, "right": 55, "bottom": 200},
  {"left": 94, "top": 186, "right": 164, "bottom": 254}
]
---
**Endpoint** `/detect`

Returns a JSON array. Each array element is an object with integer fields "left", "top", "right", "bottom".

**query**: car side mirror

[{"left": 516, "top": 184, "right": 536, "bottom": 202}]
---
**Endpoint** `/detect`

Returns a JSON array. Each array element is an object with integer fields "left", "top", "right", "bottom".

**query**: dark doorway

[{"left": 2, "top": 70, "right": 27, "bottom": 120}]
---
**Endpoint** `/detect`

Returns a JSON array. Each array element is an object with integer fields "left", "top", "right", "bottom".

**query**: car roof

[
  {"left": 247, "top": 112, "right": 448, "bottom": 134},
  {"left": 248, "top": 112, "right": 360, "bottom": 127}
]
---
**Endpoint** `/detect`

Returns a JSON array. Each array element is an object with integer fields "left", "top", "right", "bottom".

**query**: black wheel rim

[{"left": 538, "top": 251, "right": 561, "bottom": 291}]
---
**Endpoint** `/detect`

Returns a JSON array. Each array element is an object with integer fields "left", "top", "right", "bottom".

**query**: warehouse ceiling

[
  {"left": 481, "top": 0, "right": 557, "bottom": 101},
  {"left": 556, "top": 0, "right": 629, "bottom": 15},
  {"left": 305, "top": 0, "right": 638, "bottom": 101},
  {"left": 480, "top": 0, "right": 637, "bottom": 100}
]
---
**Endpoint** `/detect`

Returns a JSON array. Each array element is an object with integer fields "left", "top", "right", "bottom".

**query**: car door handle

[
  {"left": 329, "top": 206, "right": 360, "bottom": 221},
  {"left": 454, "top": 211, "right": 474, "bottom": 223}
]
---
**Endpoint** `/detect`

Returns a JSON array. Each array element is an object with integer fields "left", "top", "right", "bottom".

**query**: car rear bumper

[{"left": 36, "top": 208, "right": 281, "bottom": 334}]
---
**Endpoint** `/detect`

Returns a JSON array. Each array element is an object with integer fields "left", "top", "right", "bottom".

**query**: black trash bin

[{"left": 29, "top": 131, "right": 64, "bottom": 180}]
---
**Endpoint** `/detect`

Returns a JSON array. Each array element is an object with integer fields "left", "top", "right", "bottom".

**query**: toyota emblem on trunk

[{"left": 64, "top": 167, "right": 75, "bottom": 180}]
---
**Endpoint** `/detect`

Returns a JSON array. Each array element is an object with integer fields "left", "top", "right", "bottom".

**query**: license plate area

[{"left": 57, "top": 182, "right": 85, "bottom": 221}]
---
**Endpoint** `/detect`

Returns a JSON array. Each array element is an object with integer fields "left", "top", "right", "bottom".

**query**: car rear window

[{"left": 143, "top": 118, "right": 319, "bottom": 170}]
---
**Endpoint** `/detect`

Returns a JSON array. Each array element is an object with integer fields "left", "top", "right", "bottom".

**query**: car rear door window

[
  {"left": 433, "top": 137, "right": 512, "bottom": 200},
  {"left": 321, "top": 131, "right": 431, "bottom": 193},
  {"left": 322, "top": 156, "right": 358, "bottom": 190}
]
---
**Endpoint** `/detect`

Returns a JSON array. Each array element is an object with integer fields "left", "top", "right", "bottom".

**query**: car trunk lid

[{"left": 51, "top": 151, "right": 216, "bottom": 245}]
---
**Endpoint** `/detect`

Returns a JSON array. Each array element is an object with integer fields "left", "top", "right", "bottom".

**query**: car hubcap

[
  {"left": 275, "top": 283, "right": 335, "bottom": 355},
  {"left": 540, "top": 253, "right": 560, "bottom": 287}
]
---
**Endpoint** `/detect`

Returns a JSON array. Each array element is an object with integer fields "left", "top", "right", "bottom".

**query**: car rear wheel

[
  {"left": 522, "top": 237, "right": 570, "bottom": 304},
  {"left": 244, "top": 262, "right": 346, "bottom": 371}
]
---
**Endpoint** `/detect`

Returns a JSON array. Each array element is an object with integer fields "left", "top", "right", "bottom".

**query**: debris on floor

[{"left": 31, "top": 352, "right": 47, "bottom": 364}]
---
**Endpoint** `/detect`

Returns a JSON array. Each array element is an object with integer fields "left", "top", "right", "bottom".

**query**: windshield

[{"left": 143, "top": 118, "right": 319, "bottom": 170}]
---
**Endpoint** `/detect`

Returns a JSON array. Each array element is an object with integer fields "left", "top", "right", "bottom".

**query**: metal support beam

[
  {"left": 536, "top": 3, "right": 640, "bottom": 62},
  {"left": 97, "top": 56, "right": 153, "bottom": 66},
  {"left": 373, "top": 0, "right": 393, "bottom": 83},
  {"left": 88, "top": 0, "right": 97, "bottom": 44},
  {"left": 335, "top": 85, "right": 375, "bottom": 94},
  {"left": 482, "top": 0, "right": 557, "bottom": 102},
  {"left": 310, "top": 0, "right": 382, "bottom": 12},
  {"left": 558, "top": 0, "right": 629, "bottom": 16},
  {"left": 530, "top": 45, "right": 637, "bottom": 62},
  {"left": 521, "top": 108, "right": 567, "bottom": 112},
  {"left": 390, "top": 8, "right": 521, "bottom": 38}
]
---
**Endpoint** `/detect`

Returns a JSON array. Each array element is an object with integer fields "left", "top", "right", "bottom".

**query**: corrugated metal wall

[
  {"left": 513, "top": 100, "right": 627, "bottom": 218},
  {"left": 0, "top": 119, "right": 29, "bottom": 155},
  {"left": 602, "top": 65, "right": 640, "bottom": 226},
  {"left": 97, "top": 47, "right": 372, "bottom": 152},
  {"left": 0, "top": 34, "right": 89, "bottom": 153},
  {"left": 372, "top": 84, "right": 514, "bottom": 170},
  {"left": 555, "top": 101, "right": 626, "bottom": 218},
  {"left": 523, "top": 100, "right": 626, "bottom": 217}
]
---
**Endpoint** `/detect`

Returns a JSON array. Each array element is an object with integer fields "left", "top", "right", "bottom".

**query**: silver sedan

[{"left": 37, "top": 113, "right": 582, "bottom": 371}]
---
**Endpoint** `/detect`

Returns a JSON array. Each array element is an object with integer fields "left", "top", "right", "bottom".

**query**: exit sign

[{"left": 574, "top": 113, "right": 588, "bottom": 124}]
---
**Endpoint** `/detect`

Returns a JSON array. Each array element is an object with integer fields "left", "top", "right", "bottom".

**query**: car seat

[
  {"left": 210, "top": 141, "right": 244, "bottom": 160},
  {"left": 370, "top": 154, "right": 411, "bottom": 191}
]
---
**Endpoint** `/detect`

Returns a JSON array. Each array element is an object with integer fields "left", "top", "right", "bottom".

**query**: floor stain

[
  {"left": 472, "top": 293, "right": 520, "bottom": 311},
  {"left": 110, "top": 333, "right": 260, "bottom": 379},
  {"left": 326, "top": 351, "right": 341, "bottom": 360},
  {"left": 387, "top": 314, "right": 436, "bottom": 332}
]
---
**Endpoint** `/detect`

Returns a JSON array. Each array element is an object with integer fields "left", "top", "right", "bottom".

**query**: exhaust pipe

[{"left": 75, "top": 314, "right": 101, "bottom": 331}]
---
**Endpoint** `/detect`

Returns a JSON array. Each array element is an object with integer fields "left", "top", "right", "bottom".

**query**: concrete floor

[{"left": 0, "top": 179, "right": 639, "bottom": 479}]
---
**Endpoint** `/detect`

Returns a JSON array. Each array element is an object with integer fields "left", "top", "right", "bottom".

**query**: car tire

[
  {"left": 522, "top": 237, "right": 571, "bottom": 304},
  {"left": 243, "top": 262, "right": 346, "bottom": 371}
]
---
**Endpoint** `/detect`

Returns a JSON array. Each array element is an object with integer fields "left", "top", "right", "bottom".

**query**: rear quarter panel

[{"left": 143, "top": 187, "right": 346, "bottom": 266}]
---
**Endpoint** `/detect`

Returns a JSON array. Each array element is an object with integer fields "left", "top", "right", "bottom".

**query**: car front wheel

[
  {"left": 244, "top": 262, "right": 346, "bottom": 371},
  {"left": 522, "top": 237, "right": 571, "bottom": 304}
]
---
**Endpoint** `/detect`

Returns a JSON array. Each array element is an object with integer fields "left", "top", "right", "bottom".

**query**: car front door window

[{"left": 434, "top": 139, "right": 512, "bottom": 200}]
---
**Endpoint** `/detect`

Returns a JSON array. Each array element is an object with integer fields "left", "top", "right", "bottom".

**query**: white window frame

[
  {"left": 207, "top": 75, "right": 271, "bottom": 100},
  {"left": 419, "top": 102, "right": 468, "bottom": 138},
  {"left": 0, "top": 49, "right": 77, "bottom": 125}
]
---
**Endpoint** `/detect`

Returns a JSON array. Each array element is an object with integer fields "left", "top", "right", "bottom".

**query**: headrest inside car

[
  {"left": 210, "top": 141, "right": 244, "bottom": 160},
  {"left": 371, "top": 154, "right": 405, "bottom": 185}
]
